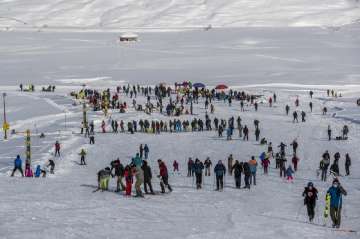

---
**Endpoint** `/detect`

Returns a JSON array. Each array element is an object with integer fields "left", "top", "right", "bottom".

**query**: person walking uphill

[
  {"left": 345, "top": 154, "right": 351, "bottom": 176},
  {"left": 204, "top": 157, "right": 212, "bottom": 176},
  {"left": 193, "top": 159, "right": 204, "bottom": 189},
  {"left": 248, "top": 156, "right": 258, "bottom": 185},
  {"left": 232, "top": 160, "right": 243, "bottom": 188},
  {"left": 158, "top": 159, "right": 172, "bottom": 193},
  {"left": 302, "top": 182, "right": 318, "bottom": 222},
  {"left": 228, "top": 154, "right": 234, "bottom": 176},
  {"left": 326, "top": 179, "right": 347, "bottom": 228},
  {"left": 11, "top": 155, "right": 24, "bottom": 177},
  {"left": 214, "top": 160, "right": 226, "bottom": 191}
]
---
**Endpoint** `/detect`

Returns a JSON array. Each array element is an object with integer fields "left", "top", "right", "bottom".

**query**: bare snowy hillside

[{"left": 0, "top": 0, "right": 360, "bottom": 30}]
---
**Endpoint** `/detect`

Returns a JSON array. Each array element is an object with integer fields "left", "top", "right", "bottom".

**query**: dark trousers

[
  {"left": 11, "top": 167, "right": 24, "bottom": 177},
  {"left": 80, "top": 156, "right": 86, "bottom": 165},
  {"left": 321, "top": 169, "right": 327, "bottom": 181},
  {"left": 330, "top": 207, "right": 342, "bottom": 227},
  {"left": 250, "top": 172, "right": 256, "bottom": 185},
  {"left": 244, "top": 175, "right": 250, "bottom": 189},
  {"left": 144, "top": 180, "right": 154, "bottom": 194},
  {"left": 160, "top": 176, "right": 172, "bottom": 193},
  {"left": 55, "top": 149, "right": 60, "bottom": 157},
  {"left": 345, "top": 165, "right": 350, "bottom": 176},
  {"left": 306, "top": 203, "right": 315, "bottom": 221},
  {"left": 89, "top": 136, "right": 95, "bottom": 144},
  {"left": 216, "top": 175, "right": 224, "bottom": 190},
  {"left": 234, "top": 175, "right": 241, "bottom": 188},
  {"left": 195, "top": 173, "right": 202, "bottom": 188}
]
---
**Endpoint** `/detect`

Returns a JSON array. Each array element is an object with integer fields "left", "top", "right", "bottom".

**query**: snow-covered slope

[{"left": 0, "top": 0, "right": 360, "bottom": 30}]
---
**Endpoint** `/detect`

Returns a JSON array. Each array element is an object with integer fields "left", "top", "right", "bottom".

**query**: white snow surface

[
  {"left": 0, "top": 0, "right": 360, "bottom": 30},
  {"left": 0, "top": 26, "right": 360, "bottom": 239}
]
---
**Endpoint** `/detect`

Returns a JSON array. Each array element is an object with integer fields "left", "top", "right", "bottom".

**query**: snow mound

[{"left": 0, "top": 0, "right": 360, "bottom": 31}]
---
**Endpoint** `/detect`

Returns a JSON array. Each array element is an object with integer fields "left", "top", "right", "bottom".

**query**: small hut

[{"left": 119, "top": 33, "right": 138, "bottom": 42}]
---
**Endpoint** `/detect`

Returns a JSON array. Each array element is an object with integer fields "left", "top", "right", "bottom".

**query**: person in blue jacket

[
  {"left": 35, "top": 165, "right": 46, "bottom": 178},
  {"left": 132, "top": 153, "right": 143, "bottom": 167},
  {"left": 144, "top": 144, "right": 150, "bottom": 159},
  {"left": 11, "top": 155, "right": 24, "bottom": 177},
  {"left": 214, "top": 160, "right": 226, "bottom": 191},
  {"left": 327, "top": 178, "right": 347, "bottom": 228}
]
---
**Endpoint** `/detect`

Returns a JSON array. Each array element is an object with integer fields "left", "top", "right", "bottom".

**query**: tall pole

[
  {"left": 82, "top": 84, "right": 87, "bottom": 135},
  {"left": 2, "top": 93, "right": 8, "bottom": 140},
  {"left": 25, "top": 129, "right": 31, "bottom": 166}
]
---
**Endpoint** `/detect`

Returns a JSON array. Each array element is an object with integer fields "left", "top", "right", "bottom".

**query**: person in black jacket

[
  {"left": 110, "top": 158, "right": 125, "bottom": 192},
  {"left": 232, "top": 160, "right": 243, "bottom": 188},
  {"left": 142, "top": 160, "right": 154, "bottom": 194},
  {"left": 302, "top": 182, "right": 318, "bottom": 222},
  {"left": 242, "top": 162, "right": 251, "bottom": 189},
  {"left": 345, "top": 153, "right": 351, "bottom": 176}
]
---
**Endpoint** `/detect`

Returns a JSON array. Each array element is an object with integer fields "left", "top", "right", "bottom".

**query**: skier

[
  {"left": 79, "top": 149, "right": 86, "bottom": 165},
  {"left": 278, "top": 142, "right": 287, "bottom": 157},
  {"left": 193, "top": 159, "right": 204, "bottom": 189},
  {"left": 214, "top": 160, "right": 226, "bottom": 191},
  {"left": 110, "top": 158, "right": 125, "bottom": 192},
  {"left": 286, "top": 165, "right": 294, "bottom": 182},
  {"left": 309, "top": 102, "right": 313, "bottom": 112},
  {"left": 139, "top": 144, "right": 144, "bottom": 158},
  {"left": 101, "top": 120, "right": 106, "bottom": 133},
  {"left": 54, "top": 141, "right": 60, "bottom": 157},
  {"left": 345, "top": 153, "right": 351, "bottom": 176},
  {"left": 158, "top": 159, "right": 172, "bottom": 193},
  {"left": 326, "top": 179, "right": 347, "bottom": 228},
  {"left": 249, "top": 156, "right": 258, "bottom": 185},
  {"left": 232, "top": 160, "right": 243, "bottom": 188},
  {"left": 302, "top": 182, "right": 318, "bottom": 222},
  {"left": 34, "top": 165, "right": 46, "bottom": 178},
  {"left": 204, "top": 157, "right": 212, "bottom": 176},
  {"left": 142, "top": 160, "right": 154, "bottom": 194},
  {"left": 10, "top": 155, "right": 24, "bottom": 177}
]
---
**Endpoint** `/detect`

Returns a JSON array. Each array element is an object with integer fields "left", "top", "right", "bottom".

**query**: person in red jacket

[
  {"left": 124, "top": 165, "right": 133, "bottom": 196},
  {"left": 54, "top": 141, "right": 60, "bottom": 157},
  {"left": 158, "top": 159, "right": 172, "bottom": 193}
]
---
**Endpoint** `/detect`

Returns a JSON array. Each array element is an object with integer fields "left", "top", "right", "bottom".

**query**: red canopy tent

[{"left": 215, "top": 84, "right": 228, "bottom": 90}]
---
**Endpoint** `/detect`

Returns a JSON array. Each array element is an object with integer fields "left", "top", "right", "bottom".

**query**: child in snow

[
  {"left": 286, "top": 165, "right": 294, "bottom": 182},
  {"left": 34, "top": 165, "right": 46, "bottom": 178},
  {"left": 79, "top": 149, "right": 86, "bottom": 165}
]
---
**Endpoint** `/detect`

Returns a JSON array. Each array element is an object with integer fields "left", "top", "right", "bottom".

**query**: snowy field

[{"left": 0, "top": 25, "right": 360, "bottom": 239}]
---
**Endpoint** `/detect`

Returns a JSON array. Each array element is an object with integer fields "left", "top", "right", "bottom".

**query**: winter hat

[
  {"left": 333, "top": 178, "right": 339, "bottom": 184},
  {"left": 307, "top": 182, "right": 313, "bottom": 187}
]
